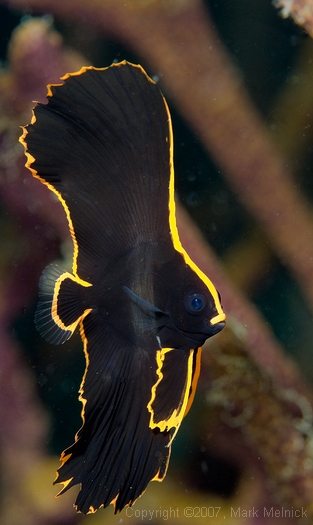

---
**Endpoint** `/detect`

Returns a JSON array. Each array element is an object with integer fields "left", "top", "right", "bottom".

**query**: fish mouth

[
  {"left": 178, "top": 319, "right": 226, "bottom": 345},
  {"left": 208, "top": 320, "right": 226, "bottom": 336}
]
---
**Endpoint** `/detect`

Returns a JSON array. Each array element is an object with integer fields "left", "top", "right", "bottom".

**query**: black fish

[{"left": 20, "top": 61, "right": 226, "bottom": 514}]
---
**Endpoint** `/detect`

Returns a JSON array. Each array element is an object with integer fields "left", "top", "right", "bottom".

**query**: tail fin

[{"left": 35, "top": 264, "right": 92, "bottom": 345}]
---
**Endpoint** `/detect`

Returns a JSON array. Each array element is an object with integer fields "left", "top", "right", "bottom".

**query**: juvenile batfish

[{"left": 20, "top": 61, "right": 226, "bottom": 514}]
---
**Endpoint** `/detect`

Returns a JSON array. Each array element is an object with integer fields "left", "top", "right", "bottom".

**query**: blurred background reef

[{"left": 1, "top": 0, "right": 313, "bottom": 523}]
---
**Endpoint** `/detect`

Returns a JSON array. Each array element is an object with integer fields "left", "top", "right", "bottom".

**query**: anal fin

[{"left": 35, "top": 263, "right": 92, "bottom": 345}]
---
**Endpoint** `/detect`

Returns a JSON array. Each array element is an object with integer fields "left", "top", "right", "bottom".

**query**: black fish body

[{"left": 20, "top": 61, "right": 225, "bottom": 513}]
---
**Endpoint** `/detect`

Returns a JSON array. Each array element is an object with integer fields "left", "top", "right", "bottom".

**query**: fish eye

[{"left": 184, "top": 292, "right": 207, "bottom": 315}]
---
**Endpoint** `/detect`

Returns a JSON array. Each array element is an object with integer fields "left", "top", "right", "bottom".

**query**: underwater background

[{"left": 1, "top": 0, "right": 313, "bottom": 523}]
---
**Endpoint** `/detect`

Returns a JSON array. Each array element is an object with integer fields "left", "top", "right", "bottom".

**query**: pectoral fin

[
  {"left": 123, "top": 285, "right": 166, "bottom": 332},
  {"left": 35, "top": 263, "right": 92, "bottom": 344}
]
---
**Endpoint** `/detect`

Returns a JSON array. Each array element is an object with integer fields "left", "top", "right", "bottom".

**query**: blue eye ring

[{"left": 184, "top": 292, "right": 207, "bottom": 315}]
